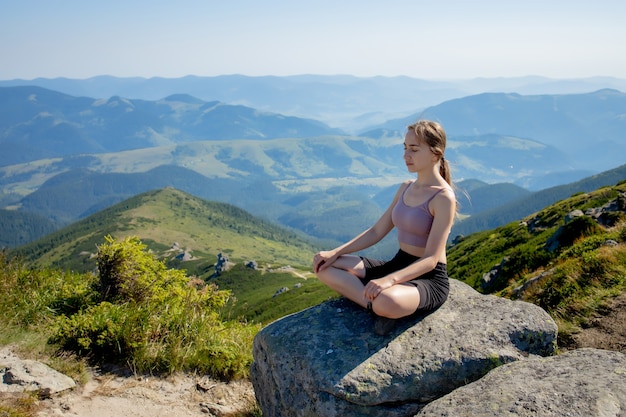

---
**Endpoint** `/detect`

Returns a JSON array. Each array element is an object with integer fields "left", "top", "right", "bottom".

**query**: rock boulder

[
  {"left": 0, "top": 348, "right": 76, "bottom": 397},
  {"left": 417, "top": 348, "right": 626, "bottom": 417},
  {"left": 251, "top": 279, "right": 557, "bottom": 416}
]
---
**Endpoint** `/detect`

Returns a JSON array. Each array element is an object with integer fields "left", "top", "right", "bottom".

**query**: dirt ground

[
  {"left": 24, "top": 293, "right": 626, "bottom": 417},
  {"left": 560, "top": 291, "right": 626, "bottom": 354},
  {"left": 36, "top": 372, "right": 257, "bottom": 417}
]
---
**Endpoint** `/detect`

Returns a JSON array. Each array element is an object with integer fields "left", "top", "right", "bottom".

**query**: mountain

[
  {"left": 0, "top": 208, "right": 57, "bottom": 248},
  {"left": 2, "top": 74, "right": 626, "bottom": 130},
  {"left": 3, "top": 85, "right": 626, "bottom": 249},
  {"left": 0, "top": 86, "right": 344, "bottom": 166},
  {"left": 2, "top": 133, "right": 401, "bottom": 218},
  {"left": 451, "top": 164, "right": 626, "bottom": 239},
  {"left": 3, "top": 86, "right": 622, "bottom": 192},
  {"left": 15, "top": 165, "right": 240, "bottom": 225},
  {"left": 10, "top": 188, "right": 320, "bottom": 272},
  {"left": 366, "top": 89, "right": 626, "bottom": 176},
  {"left": 454, "top": 180, "right": 532, "bottom": 215}
]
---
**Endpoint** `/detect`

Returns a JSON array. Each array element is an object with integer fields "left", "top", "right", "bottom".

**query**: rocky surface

[
  {"left": 0, "top": 348, "right": 75, "bottom": 397},
  {"left": 0, "top": 347, "right": 255, "bottom": 417},
  {"left": 416, "top": 348, "right": 626, "bottom": 417},
  {"left": 251, "top": 279, "right": 558, "bottom": 416},
  {"left": 35, "top": 373, "right": 255, "bottom": 417}
]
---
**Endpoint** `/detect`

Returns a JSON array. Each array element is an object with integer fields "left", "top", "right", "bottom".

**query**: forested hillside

[{"left": 0, "top": 208, "right": 57, "bottom": 247}]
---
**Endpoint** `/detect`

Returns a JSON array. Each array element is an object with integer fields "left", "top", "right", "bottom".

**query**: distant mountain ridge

[
  {"left": 451, "top": 163, "right": 626, "bottom": 238},
  {"left": 0, "top": 86, "right": 343, "bottom": 166},
  {"left": 3, "top": 85, "right": 623, "bottom": 187},
  {"left": 2, "top": 74, "right": 626, "bottom": 130},
  {"left": 16, "top": 165, "right": 230, "bottom": 225},
  {"left": 366, "top": 88, "right": 626, "bottom": 174}
]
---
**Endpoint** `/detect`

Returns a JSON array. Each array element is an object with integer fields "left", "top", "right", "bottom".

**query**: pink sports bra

[{"left": 391, "top": 183, "right": 444, "bottom": 247}]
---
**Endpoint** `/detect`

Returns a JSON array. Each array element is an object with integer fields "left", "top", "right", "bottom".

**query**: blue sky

[{"left": 1, "top": 0, "right": 625, "bottom": 80}]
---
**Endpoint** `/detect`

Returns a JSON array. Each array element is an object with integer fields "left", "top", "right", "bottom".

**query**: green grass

[
  {"left": 214, "top": 263, "right": 337, "bottom": 324},
  {"left": 448, "top": 180, "right": 626, "bottom": 339}
]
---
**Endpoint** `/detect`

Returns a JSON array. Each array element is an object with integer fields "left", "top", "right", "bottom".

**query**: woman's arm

[{"left": 313, "top": 181, "right": 410, "bottom": 272}]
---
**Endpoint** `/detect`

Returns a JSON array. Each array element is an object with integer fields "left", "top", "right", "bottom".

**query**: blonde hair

[{"left": 407, "top": 120, "right": 452, "bottom": 186}]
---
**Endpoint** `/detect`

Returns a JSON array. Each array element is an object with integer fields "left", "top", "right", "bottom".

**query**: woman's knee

[
  {"left": 372, "top": 294, "right": 401, "bottom": 318},
  {"left": 372, "top": 287, "right": 420, "bottom": 319},
  {"left": 317, "top": 258, "right": 364, "bottom": 283},
  {"left": 316, "top": 266, "right": 345, "bottom": 285},
  {"left": 315, "top": 267, "right": 332, "bottom": 282}
]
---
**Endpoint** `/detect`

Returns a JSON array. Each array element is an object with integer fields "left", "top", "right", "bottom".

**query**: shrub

[
  {"left": 97, "top": 235, "right": 190, "bottom": 304},
  {"left": 556, "top": 216, "right": 602, "bottom": 249},
  {"left": 51, "top": 235, "right": 259, "bottom": 378}
]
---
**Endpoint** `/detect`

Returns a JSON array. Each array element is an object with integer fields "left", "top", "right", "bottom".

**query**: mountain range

[
  {"left": 1, "top": 77, "right": 625, "bottom": 251},
  {"left": 2, "top": 74, "right": 626, "bottom": 131},
  {"left": 0, "top": 86, "right": 342, "bottom": 167}
]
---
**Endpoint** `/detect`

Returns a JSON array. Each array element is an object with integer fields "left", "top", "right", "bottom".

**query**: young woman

[{"left": 312, "top": 120, "right": 456, "bottom": 334}]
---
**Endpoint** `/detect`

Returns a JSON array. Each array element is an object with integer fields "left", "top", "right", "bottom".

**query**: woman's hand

[
  {"left": 313, "top": 250, "right": 338, "bottom": 273},
  {"left": 363, "top": 277, "right": 394, "bottom": 301}
]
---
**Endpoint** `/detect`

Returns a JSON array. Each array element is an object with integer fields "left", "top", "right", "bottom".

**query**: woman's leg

[
  {"left": 317, "top": 254, "right": 422, "bottom": 318},
  {"left": 315, "top": 255, "right": 369, "bottom": 308},
  {"left": 372, "top": 284, "right": 421, "bottom": 319}
]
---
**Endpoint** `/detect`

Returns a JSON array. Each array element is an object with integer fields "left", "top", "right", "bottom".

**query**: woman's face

[{"left": 403, "top": 130, "right": 436, "bottom": 173}]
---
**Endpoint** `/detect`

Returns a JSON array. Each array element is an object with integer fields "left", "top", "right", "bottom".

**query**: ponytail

[{"left": 440, "top": 156, "right": 452, "bottom": 187}]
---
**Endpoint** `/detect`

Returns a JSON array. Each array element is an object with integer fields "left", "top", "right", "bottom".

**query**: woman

[{"left": 313, "top": 120, "right": 456, "bottom": 335}]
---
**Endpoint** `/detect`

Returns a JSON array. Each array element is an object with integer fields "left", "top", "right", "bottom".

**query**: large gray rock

[
  {"left": 0, "top": 348, "right": 76, "bottom": 396},
  {"left": 417, "top": 348, "right": 626, "bottom": 417},
  {"left": 251, "top": 279, "right": 557, "bottom": 417}
]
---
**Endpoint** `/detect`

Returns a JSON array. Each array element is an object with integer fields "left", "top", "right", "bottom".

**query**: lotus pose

[{"left": 313, "top": 120, "right": 456, "bottom": 334}]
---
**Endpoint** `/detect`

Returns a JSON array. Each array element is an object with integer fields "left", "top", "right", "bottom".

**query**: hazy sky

[{"left": 2, "top": 0, "right": 625, "bottom": 80}]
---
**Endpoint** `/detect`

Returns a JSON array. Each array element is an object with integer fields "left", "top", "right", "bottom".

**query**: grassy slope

[
  {"left": 448, "top": 180, "right": 626, "bottom": 339},
  {"left": 213, "top": 264, "right": 336, "bottom": 325},
  {"left": 11, "top": 188, "right": 319, "bottom": 273},
  {"left": 449, "top": 182, "right": 626, "bottom": 288}
]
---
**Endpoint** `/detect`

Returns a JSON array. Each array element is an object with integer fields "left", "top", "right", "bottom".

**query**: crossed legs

[{"left": 315, "top": 255, "right": 421, "bottom": 319}]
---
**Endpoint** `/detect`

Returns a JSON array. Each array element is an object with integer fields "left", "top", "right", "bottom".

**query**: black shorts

[{"left": 360, "top": 249, "right": 449, "bottom": 312}]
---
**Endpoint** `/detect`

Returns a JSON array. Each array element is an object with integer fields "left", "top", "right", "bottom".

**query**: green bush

[
  {"left": 97, "top": 235, "right": 192, "bottom": 304},
  {"left": 50, "top": 235, "right": 259, "bottom": 378},
  {"left": 555, "top": 216, "right": 602, "bottom": 250}
]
